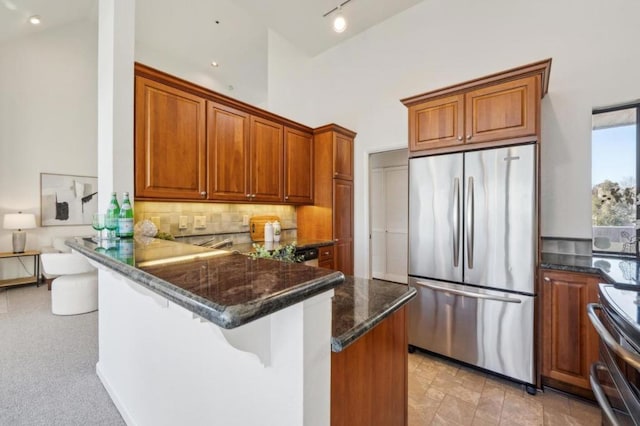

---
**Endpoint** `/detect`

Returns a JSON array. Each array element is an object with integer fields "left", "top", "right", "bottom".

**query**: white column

[{"left": 97, "top": 0, "right": 135, "bottom": 211}]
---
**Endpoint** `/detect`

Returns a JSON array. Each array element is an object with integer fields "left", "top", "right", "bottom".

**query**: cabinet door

[
  {"left": 135, "top": 76, "right": 206, "bottom": 199},
  {"left": 408, "top": 94, "right": 464, "bottom": 152},
  {"left": 284, "top": 127, "right": 313, "bottom": 204},
  {"left": 333, "top": 133, "right": 354, "bottom": 180},
  {"left": 465, "top": 76, "right": 537, "bottom": 145},
  {"left": 541, "top": 270, "right": 601, "bottom": 390},
  {"left": 334, "top": 179, "right": 353, "bottom": 275},
  {"left": 206, "top": 102, "right": 250, "bottom": 201},
  {"left": 250, "top": 116, "right": 283, "bottom": 203}
]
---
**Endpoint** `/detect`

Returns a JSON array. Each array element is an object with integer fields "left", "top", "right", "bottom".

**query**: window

[{"left": 592, "top": 103, "right": 639, "bottom": 256}]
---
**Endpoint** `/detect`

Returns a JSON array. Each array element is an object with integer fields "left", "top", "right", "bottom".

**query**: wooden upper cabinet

[
  {"left": 135, "top": 76, "right": 207, "bottom": 199},
  {"left": 402, "top": 59, "right": 551, "bottom": 155},
  {"left": 333, "top": 133, "right": 353, "bottom": 180},
  {"left": 541, "top": 269, "right": 601, "bottom": 392},
  {"left": 134, "top": 63, "right": 314, "bottom": 204},
  {"left": 408, "top": 94, "right": 464, "bottom": 152},
  {"left": 206, "top": 101, "right": 250, "bottom": 201},
  {"left": 250, "top": 116, "right": 283, "bottom": 203},
  {"left": 284, "top": 127, "right": 313, "bottom": 204},
  {"left": 465, "top": 76, "right": 537, "bottom": 144}
]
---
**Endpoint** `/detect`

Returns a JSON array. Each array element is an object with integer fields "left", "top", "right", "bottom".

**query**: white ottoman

[
  {"left": 41, "top": 253, "right": 98, "bottom": 316},
  {"left": 51, "top": 272, "right": 98, "bottom": 315}
]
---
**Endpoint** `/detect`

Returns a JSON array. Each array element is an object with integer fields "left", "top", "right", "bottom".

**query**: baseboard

[{"left": 96, "top": 362, "right": 137, "bottom": 426}]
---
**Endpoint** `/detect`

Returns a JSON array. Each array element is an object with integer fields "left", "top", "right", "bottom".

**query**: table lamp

[{"left": 3, "top": 212, "right": 36, "bottom": 253}]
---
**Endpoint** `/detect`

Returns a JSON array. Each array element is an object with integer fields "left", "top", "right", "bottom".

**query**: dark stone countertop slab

[
  {"left": 66, "top": 237, "right": 344, "bottom": 329},
  {"left": 331, "top": 277, "right": 416, "bottom": 352},
  {"left": 541, "top": 252, "right": 640, "bottom": 287}
]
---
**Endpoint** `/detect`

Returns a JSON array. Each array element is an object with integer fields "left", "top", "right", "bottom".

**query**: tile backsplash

[
  {"left": 541, "top": 237, "right": 592, "bottom": 256},
  {"left": 135, "top": 202, "right": 296, "bottom": 238}
]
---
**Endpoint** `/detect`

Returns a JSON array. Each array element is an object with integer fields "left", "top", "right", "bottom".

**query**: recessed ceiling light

[
  {"left": 28, "top": 15, "right": 41, "bottom": 25},
  {"left": 211, "top": 61, "right": 219, "bottom": 68}
]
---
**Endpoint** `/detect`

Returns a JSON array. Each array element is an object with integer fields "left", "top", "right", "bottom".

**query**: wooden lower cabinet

[
  {"left": 318, "top": 245, "right": 334, "bottom": 269},
  {"left": 331, "top": 307, "right": 407, "bottom": 426},
  {"left": 540, "top": 269, "right": 601, "bottom": 395}
]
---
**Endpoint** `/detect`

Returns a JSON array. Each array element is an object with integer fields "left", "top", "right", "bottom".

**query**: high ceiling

[{"left": 1, "top": 0, "right": 423, "bottom": 103}]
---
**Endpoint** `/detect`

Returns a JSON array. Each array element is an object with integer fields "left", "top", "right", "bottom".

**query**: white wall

[
  {"left": 267, "top": 0, "right": 640, "bottom": 277},
  {"left": 0, "top": 20, "right": 98, "bottom": 253}
]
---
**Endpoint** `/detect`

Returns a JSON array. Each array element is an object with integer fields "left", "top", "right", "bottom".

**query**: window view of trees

[{"left": 592, "top": 106, "right": 638, "bottom": 255}]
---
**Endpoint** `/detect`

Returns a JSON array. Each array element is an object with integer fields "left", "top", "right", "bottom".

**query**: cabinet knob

[
  {"left": 323, "top": 251, "right": 329, "bottom": 255},
  {"left": 246, "top": 194, "right": 251, "bottom": 198},
  {"left": 467, "top": 134, "right": 472, "bottom": 140},
  {"left": 544, "top": 277, "right": 551, "bottom": 282},
  {"left": 285, "top": 195, "right": 289, "bottom": 200},
  {"left": 251, "top": 194, "right": 256, "bottom": 198},
  {"left": 200, "top": 191, "right": 207, "bottom": 197},
  {"left": 457, "top": 136, "right": 463, "bottom": 141}
]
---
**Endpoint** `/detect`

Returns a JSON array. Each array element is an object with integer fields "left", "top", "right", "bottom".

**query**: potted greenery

[{"left": 249, "top": 242, "right": 302, "bottom": 263}]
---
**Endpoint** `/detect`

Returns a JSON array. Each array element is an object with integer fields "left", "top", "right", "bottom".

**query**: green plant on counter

[
  {"left": 155, "top": 231, "right": 175, "bottom": 241},
  {"left": 249, "top": 242, "right": 303, "bottom": 263}
]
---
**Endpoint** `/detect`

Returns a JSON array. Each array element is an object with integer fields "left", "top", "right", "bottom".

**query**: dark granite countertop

[
  {"left": 66, "top": 237, "right": 344, "bottom": 329},
  {"left": 541, "top": 252, "right": 640, "bottom": 286},
  {"left": 331, "top": 277, "right": 416, "bottom": 352}
]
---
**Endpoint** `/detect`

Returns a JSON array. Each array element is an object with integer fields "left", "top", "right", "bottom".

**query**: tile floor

[{"left": 408, "top": 351, "right": 602, "bottom": 425}]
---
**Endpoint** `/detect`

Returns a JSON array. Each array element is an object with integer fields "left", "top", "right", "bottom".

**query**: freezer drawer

[{"left": 408, "top": 277, "right": 535, "bottom": 384}]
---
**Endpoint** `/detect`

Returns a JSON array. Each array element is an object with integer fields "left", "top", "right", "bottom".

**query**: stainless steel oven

[{"left": 588, "top": 284, "right": 640, "bottom": 425}]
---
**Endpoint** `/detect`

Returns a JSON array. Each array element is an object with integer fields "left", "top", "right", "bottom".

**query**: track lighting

[{"left": 323, "top": 0, "right": 352, "bottom": 34}]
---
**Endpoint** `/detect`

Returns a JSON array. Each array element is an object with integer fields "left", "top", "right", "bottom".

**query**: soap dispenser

[{"left": 264, "top": 221, "right": 274, "bottom": 242}]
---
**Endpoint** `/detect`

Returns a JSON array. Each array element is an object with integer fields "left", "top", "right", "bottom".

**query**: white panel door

[
  {"left": 370, "top": 168, "right": 386, "bottom": 279},
  {"left": 384, "top": 166, "right": 408, "bottom": 283},
  {"left": 370, "top": 165, "right": 408, "bottom": 283}
]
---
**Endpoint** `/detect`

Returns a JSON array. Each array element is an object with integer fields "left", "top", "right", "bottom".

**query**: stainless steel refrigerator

[{"left": 408, "top": 143, "right": 537, "bottom": 390}]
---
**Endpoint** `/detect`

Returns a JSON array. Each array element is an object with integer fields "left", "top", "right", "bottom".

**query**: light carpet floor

[{"left": 0, "top": 284, "right": 124, "bottom": 425}]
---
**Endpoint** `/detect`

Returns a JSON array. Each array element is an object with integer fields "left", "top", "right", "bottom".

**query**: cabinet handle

[
  {"left": 323, "top": 251, "right": 329, "bottom": 255},
  {"left": 200, "top": 191, "right": 207, "bottom": 197},
  {"left": 457, "top": 136, "right": 462, "bottom": 141},
  {"left": 467, "top": 134, "right": 472, "bottom": 140},
  {"left": 544, "top": 277, "right": 551, "bottom": 282}
]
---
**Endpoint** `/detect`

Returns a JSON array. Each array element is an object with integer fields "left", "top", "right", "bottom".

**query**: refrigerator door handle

[
  {"left": 415, "top": 281, "right": 522, "bottom": 304},
  {"left": 466, "top": 176, "right": 474, "bottom": 269},
  {"left": 453, "top": 177, "right": 460, "bottom": 267}
]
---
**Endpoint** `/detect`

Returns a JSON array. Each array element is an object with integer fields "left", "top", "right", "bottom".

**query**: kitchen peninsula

[{"left": 67, "top": 237, "right": 415, "bottom": 426}]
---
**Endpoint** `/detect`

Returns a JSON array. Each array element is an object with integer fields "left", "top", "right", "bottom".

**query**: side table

[{"left": 0, "top": 250, "right": 41, "bottom": 288}]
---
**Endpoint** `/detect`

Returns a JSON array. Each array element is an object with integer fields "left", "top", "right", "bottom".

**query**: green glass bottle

[
  {"left": 106, "top": 192, "right": 120, "bottom": 240},
  {"left": 117, "top": 192, "right": 134, "bottom": 238}
]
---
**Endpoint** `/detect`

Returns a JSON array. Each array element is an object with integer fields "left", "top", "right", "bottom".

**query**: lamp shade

[{"left": 3, "top": 213, "right": 36, "bottom": 230}]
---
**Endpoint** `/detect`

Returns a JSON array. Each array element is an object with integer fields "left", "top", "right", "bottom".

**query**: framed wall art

[{"left": 40, "top": 173, "right": 98, "bottom": 226}]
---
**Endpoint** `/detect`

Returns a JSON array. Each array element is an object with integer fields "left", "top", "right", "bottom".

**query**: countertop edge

[
  {"left": 331, "top": 287, "right": 417, "bottom": 353},
  {"left": 66, "top": 238, "right": 344, "bottom": 329},
  {"left": 540, "top": 260, "right": 615, "bottom": 284}
]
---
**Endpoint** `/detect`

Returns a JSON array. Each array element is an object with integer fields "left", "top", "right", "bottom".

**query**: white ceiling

[{"left": 1, "top": 0, "right": 423, "bottom": 103}]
